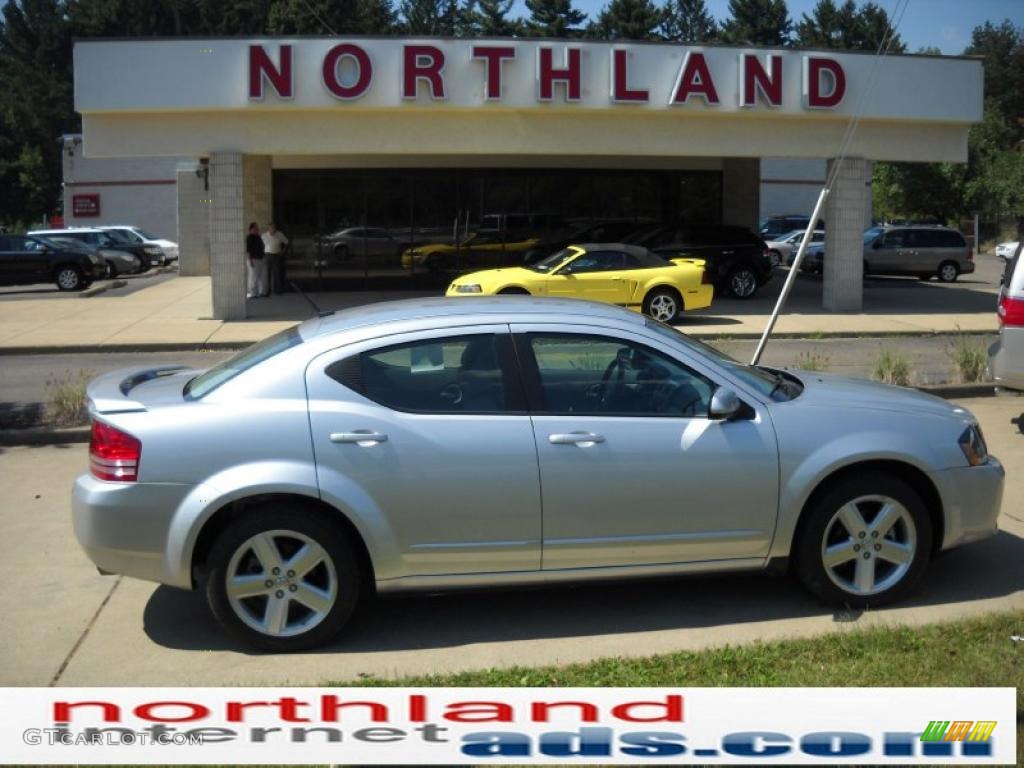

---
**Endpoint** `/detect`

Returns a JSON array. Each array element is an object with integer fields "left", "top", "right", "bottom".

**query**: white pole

[{"left": 751, "top": 187, "right": 830, "bottom": 366}]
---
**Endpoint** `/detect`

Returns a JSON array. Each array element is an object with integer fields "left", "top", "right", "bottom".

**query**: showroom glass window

[
  {"left": 329, "top": 335, "right": 510, "bottom": 414},
  {"left": 526, "top": 333, "right": 714, "bottom": 418}
]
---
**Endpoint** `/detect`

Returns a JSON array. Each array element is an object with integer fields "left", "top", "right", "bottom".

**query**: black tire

[
  {"left": 726, "top": 266, "right": 759, "bottom": 299},
  {"left": 937, "top": 260, "right": 960, "bottom": 283},
  {"left": 107, "top": 263, "right": 119, "bottom": 279},
  {"left": 54, "top": 265, "right": 84, "bottom": 291},
  {"left": 206, "top": 503, "right": 361, "bottom": 652},
  {"left": 498, "top": 287, "right": 530, "bottom": 295},
  {"left": 794, "top": 471, "right": 932, "bottom": 609},
  {"left": 642, "top": 286, "right": 682, "bottom": 323}
]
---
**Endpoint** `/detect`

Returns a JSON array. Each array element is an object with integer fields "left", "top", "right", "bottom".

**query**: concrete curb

[
  {"left": 0, "top": 384, "right": 997, "bottom": 446},
  {"left": 0, "top": 426, "right": 91, "bottom": 446},
  {"left": 80, "top": 280, "right": 127, "bottom": 298}
]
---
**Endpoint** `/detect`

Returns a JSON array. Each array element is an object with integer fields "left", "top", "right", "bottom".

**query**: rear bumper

[
  {"left": 988, "top": 331, "right": 1024, "bottom": 392},
  {"left": 72, "top": 473, "right": 194, "bottom": 588},
  {"left": 932, "top": 458, "right": 1005, "bottom": 550},
  {"left": 682, "top": 284, "right": 714, "bottom": 311}
]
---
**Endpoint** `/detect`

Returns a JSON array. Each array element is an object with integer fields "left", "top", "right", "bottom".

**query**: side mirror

[{"left": 709, "top": 388, "right": 742, "bottom": 420}]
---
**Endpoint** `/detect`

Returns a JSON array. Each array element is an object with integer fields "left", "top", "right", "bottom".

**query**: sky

[{"left": 511, "top": 0, "right": 1022, "bottom": 55}]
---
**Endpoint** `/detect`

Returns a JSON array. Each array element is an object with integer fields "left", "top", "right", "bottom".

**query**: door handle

[
  {"left": 549, "top": 432, "right": 606, "bottom": 446},
  {"left": 330, "top": 430, "right": 388, "bottom": 446}
]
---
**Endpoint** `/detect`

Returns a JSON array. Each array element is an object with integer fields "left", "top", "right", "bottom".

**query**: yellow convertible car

[{"left": 446, "top": 243, "right": 713, "bottom": 323}]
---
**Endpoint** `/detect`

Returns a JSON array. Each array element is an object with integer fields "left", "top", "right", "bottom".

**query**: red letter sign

[
  {"left": 805, "top": 57, "right": 846, "bottom": 108},
  {"left": 322, "top": 44, "right": 372, "bottom": 100},
  {"left": 403, "top": 45, "right": 446, "bottom": 100},
  {"left": 670, "top": 52, "right": 719, "bottom": 105},
  {"left": 249, "top": 44, "right": 292, "bottom": 99},
  {"left": 473, "top": 45, "right": 516, "bottom": 100},
  {"left": 538, "top": 47, "right": 582, "bottom": 101},
  {"left": 611, "top": 49, "right": 649, "bottom": 103},
  {"left": 741, "top": 53, "right": 782, "bottom": 107}
]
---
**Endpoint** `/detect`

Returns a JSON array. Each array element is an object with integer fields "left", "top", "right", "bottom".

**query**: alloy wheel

[
  {"left": 730, "top": 269, "right": 757, "bottom": 298},
  {"left": 939, "top": 263, "right": 958, "bottom": 282},
  {"left": 57, "top": 268, "right": 80, "bottom": 290},
  {"left": 225, "top": 529, "right": 338, "bottom": 637},
  {"left": 820, "top": 495, "right": 917, "bottom": 596},
  {"left": 648, "top": 293, "right": 678, "bottom": 322}
]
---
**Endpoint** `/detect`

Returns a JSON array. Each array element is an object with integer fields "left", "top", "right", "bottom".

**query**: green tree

[
  {"left": 719, "top": 0, "right": 791, "bottom": 46},
  {"left": 964, "top": 20, "right": 1024, "bottom": 139},
  {"left": 661, "top": 0, "right": 716, "bottom": 43},
  {"left": 400, "top": 0, "right": 473, "bottom": 34},
  {"left": 590, "top": 0, "right": 664, "bottom": 40},
  {"left": 469, "top": 0, "right": 520, "bottom": 36},
  {"left": 795, "top": 0, "right": 904, "bottom": 52},
  {"left": 524, "top": 0, "right": 586, "bottom": 37},
  {"left": 268, "top": 0, "right": 397, "bottom": 34}
]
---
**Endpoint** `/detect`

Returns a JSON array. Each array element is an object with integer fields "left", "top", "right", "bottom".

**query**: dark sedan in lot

[{"left": 0, "top": 234, "right": 107, "bottom": 291}]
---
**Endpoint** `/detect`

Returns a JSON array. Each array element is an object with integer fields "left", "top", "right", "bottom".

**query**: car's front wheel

[
  {"left": 727, "top": 266, "right": 759, "bottom": 299},
  {"left": 54, "top": 266, "right": 84, "bottom": 291},
  {"left": 206, "top": 504, "right": 361, "bottom": 651},
  {"left": 795, "top": 472, "right": 932, "bottom": 608},
  {"left": 642, "top": 287, "right": 682, "bottom": 323}
]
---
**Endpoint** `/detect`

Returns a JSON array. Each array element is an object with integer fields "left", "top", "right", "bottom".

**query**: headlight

[
  {"left": 958, "top": 424, "right": 988, "bottom": 466},
  {"left": 144, "top": 246, "right": 163, "bottom": 255},
  {"left": 454, "top": 284, "right": 482, "bottom": 294}
]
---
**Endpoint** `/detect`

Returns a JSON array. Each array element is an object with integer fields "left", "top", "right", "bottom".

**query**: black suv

[
  {"left": 523, "top": 219, "right": 655, "bottom": 264},
  {"left": 631, "top": 224, "right": 773, "bottom": 298},
  {"left": 0, "top": 234, "right": 108, "bottom": 291},
  {"left": 29, "top": 228, "right": 160, "bottom": 271}
]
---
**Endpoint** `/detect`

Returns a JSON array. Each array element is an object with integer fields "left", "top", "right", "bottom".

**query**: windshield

[
  {"left": 529, "top": 248, "right": 577, "bottom": 272},
  {"left": 132, "top": 228, "right": 157, "bottom": 240},
  {"left": 184, "top": 327, "right": 303, "bottom": 400},
  {"left": 104, "top": 229, "right": 134, "bottom": 244},
  {"left": 644, "top": 320, "right": 801, "bottom": 401}
]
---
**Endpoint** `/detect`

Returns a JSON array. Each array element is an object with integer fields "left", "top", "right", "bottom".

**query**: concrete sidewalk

[
  {"left": 3, "top": 397, "right": 1022, "bottom": 686},
  {"left": 0, "top": 264, "right": 1002, "bottom": 352}
]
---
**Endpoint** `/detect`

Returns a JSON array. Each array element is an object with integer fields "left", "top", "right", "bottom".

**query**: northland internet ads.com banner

[{"left": 0, "top": 687, "right": 1016, "bottom": 764}]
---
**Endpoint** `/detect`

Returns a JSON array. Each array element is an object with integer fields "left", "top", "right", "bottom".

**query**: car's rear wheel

[
  {"left": 768, "top": 249, "right": 782, "bottom": 267},
  {"left": 498, "top": 287, "right": 530, "bottom": 295},
  {"left": 206, "top": 504, "right": 361, "bottom": 651},
  {"left": 727, "top": 266, "right": 758, "bottom": 299},
  {"left": 937, "top": 261, "right": 960, "bottom": 283},
  {"left": 642, "top": 287, "right": 682, "bottom": 323},
  {"left": 795, "top": 472, "right": 932, "bottom": 608},
  {"left": 55, "top": 266, "right": 84, "bottom": 291}
]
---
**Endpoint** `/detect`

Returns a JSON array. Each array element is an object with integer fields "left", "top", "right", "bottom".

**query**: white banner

[{"left": 0, "top": 687, "right": 1015, "bottom": 764}]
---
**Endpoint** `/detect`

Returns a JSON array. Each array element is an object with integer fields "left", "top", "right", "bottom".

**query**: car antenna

[{"left": 289, "top": 281, "right": 334, "bottom": 318}]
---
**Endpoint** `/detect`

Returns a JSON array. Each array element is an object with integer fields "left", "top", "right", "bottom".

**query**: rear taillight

[
  {"left": 967, "top": 247, "right": 974, "bottom": 262},
  {"left": 998, "top": 295, "right": 1024, "bottom": 328},
  {"left": 89, "top": 420, "right": 141, "bottom": 481}
]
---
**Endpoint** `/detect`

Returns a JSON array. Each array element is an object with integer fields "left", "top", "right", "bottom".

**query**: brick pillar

[
  {"left": 176, "top": 165, "right": 210, "bottom": 276},
  {"left": 209, "top": 151, "right": 246, "bottom": 320},
  {"left": 823, "top": 157, "right": 869, "bottom": 312},
  {"left": 721, "top": 158, "right": 760, "bottom": 231}
]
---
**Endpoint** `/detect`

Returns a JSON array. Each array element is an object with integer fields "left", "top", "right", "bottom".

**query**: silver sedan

[{"left": 73, "top": 298, "right": 1004, "bottom": 651}]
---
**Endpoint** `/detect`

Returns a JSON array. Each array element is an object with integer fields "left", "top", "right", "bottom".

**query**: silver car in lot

[{"left": 73, "top": 298, "right": 1004, "bottom": 651}]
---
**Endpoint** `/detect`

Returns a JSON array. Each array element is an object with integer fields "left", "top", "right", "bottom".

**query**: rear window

[{"left": 184, "top": 327, "right": 303, "bottom": 399}]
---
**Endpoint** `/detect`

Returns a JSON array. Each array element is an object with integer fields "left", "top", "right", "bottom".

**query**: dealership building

[{"left": 73, "top": 38, "right": 981, "bottom": 320}]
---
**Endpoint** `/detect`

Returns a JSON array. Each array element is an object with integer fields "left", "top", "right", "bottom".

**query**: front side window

[
  {"left": 882, "top": 230, "right": 905, "bottom": 248},
  {"left": 329, "top": 335, "right": 510, "bottom": 414},
  {"left": 563, "top": 251, "right": 625, "bottom": 274},
  {"left": 526, "top": 333, "right": 714, "bottom": 417}
]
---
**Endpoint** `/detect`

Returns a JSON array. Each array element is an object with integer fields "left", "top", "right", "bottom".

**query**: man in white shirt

[{"left": 261, "top": 222, "right": 290, "bottom": 295}]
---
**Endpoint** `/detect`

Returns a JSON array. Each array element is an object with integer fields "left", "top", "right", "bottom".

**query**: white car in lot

[
  {"left": 995, "top": 241, "right": 1019, "bottom": 261},
  {"left": 990, "top": 243, "right": 1024, "bottom": 391},
  {"left": 100, "top": 226, "right": 179, "bottom": 265},
  {"left": 766, "top": 229, "right": 825, "bottom": 267}
]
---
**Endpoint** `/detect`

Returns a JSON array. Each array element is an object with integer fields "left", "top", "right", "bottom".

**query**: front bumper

[
  {"left": 72, "top": 473, "right": 194, "bottom": 587},
  {"left": 932, "top": 457, "right": 1005, "bottom": 550}
]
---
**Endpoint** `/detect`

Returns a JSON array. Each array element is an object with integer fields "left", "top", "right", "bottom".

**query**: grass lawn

[{"left": 333, "top": 610, "right": 1023, "bottom": 696}]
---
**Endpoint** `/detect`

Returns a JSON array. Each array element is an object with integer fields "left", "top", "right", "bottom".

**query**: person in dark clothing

[{"left": 245, "top": 222, "right": 266, "bottom": 298}]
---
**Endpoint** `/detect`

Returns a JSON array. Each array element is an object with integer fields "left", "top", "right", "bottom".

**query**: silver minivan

[
  {"left": 989, "top": 243, "right": 1024, "bottom": 391},
  {"left": 863, "top": 226, "right": 975, "bottom": 282}
]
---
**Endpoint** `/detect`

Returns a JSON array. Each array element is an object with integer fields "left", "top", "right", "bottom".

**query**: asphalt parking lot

[{"left": 3, "top": 397, "right": 1022, "bottom": 687}]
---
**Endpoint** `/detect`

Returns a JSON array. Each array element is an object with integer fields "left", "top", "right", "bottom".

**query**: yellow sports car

[
  {"left": 401, "top": 232, "right": 539, "bottom": 271},
  {"left": 446, "top": 243, "right": 713, "bottom": 323}
]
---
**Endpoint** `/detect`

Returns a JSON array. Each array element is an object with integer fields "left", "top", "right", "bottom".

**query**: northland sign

[{"left": 249, "top": 43, "right": 848, "bottom": 109}]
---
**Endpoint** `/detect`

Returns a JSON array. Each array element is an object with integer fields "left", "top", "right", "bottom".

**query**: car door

[
  {"left": 18, "top": 237, "right": 54, "bottom": 279},
  {"left": 870, "top": 229, "right": 906, "bottom": 273},
  {"left": 305, "top": 326, "right": 542, "bottom": 577},
  {"left": 542, "top": 251, "right": 629, "bottom": 303},
  {"left": 512, "top": 325, "right": 780, "bottom": 570}
]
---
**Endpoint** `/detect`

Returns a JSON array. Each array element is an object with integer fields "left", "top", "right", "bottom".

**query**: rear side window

[
  {"left": 184, "top": 327, "right": 303, "bottom": 399},
  {"left": 327, "top": 334, "right": 513, "bottom": 414}
]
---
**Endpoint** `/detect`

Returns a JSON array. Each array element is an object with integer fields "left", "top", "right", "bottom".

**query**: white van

[{"left": 989, "top": 242, "right": 1024, "bottom": 391}]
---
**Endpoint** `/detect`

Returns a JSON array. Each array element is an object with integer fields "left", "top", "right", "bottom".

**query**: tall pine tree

[
  {"left": 795, "top": 0, "right": 904, "bottom": 52},
  {"left": 470, "top": 0, "right": 520, "bottom": 36},
  {"left": 661, "top": 0, "right": 716, "bottom": 43},
  {"left": 719, "top": 0, "right": 791, "bottom": 46},
  {"left": 524, "top": 0, "right": 586, "bottom": 37},
  {"left": 591, "top": 0, "right": 663, "bottom": 40}
]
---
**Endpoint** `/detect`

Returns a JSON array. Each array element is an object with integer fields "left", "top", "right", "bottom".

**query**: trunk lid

[{"left": 87, "top": 366, "right": 201, "bottom": 414}]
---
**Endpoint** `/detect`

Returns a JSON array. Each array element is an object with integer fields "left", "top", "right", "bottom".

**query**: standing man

[
  {"left": 245, "top": 222, "right": 266, "bottom": 299},
  {"left": 262, "top": 221, "right": 290, "bottom": 295}
]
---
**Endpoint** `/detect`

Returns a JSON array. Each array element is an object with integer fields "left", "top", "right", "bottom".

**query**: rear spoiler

[
  {"left": 670, "top": 257, "right": 706, "bottom": 268},
  {"left": 86, "top": 366, "right": 190, "bottom": 414}
]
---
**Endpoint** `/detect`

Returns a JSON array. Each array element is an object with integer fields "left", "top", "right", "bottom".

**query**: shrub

[
  {"left": 45, "top": 369, "right": 93, "bottom": 426},
  {"left": 795, "top": 350, "right": 831, "bottom": 372},
  {"left": 947, "top": 334, "right": 988, "bottom": 383},
  {"left": 873, "top": 348, "right": 912, "bottom": 387}
]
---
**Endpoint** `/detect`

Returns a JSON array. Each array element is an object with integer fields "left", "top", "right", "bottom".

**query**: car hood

[
  {"left": 785, "top": 370, "right": 974, "bottom": 422},
  {"left": 453, "top": 267, "right": 535, "bottom": 284}
]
